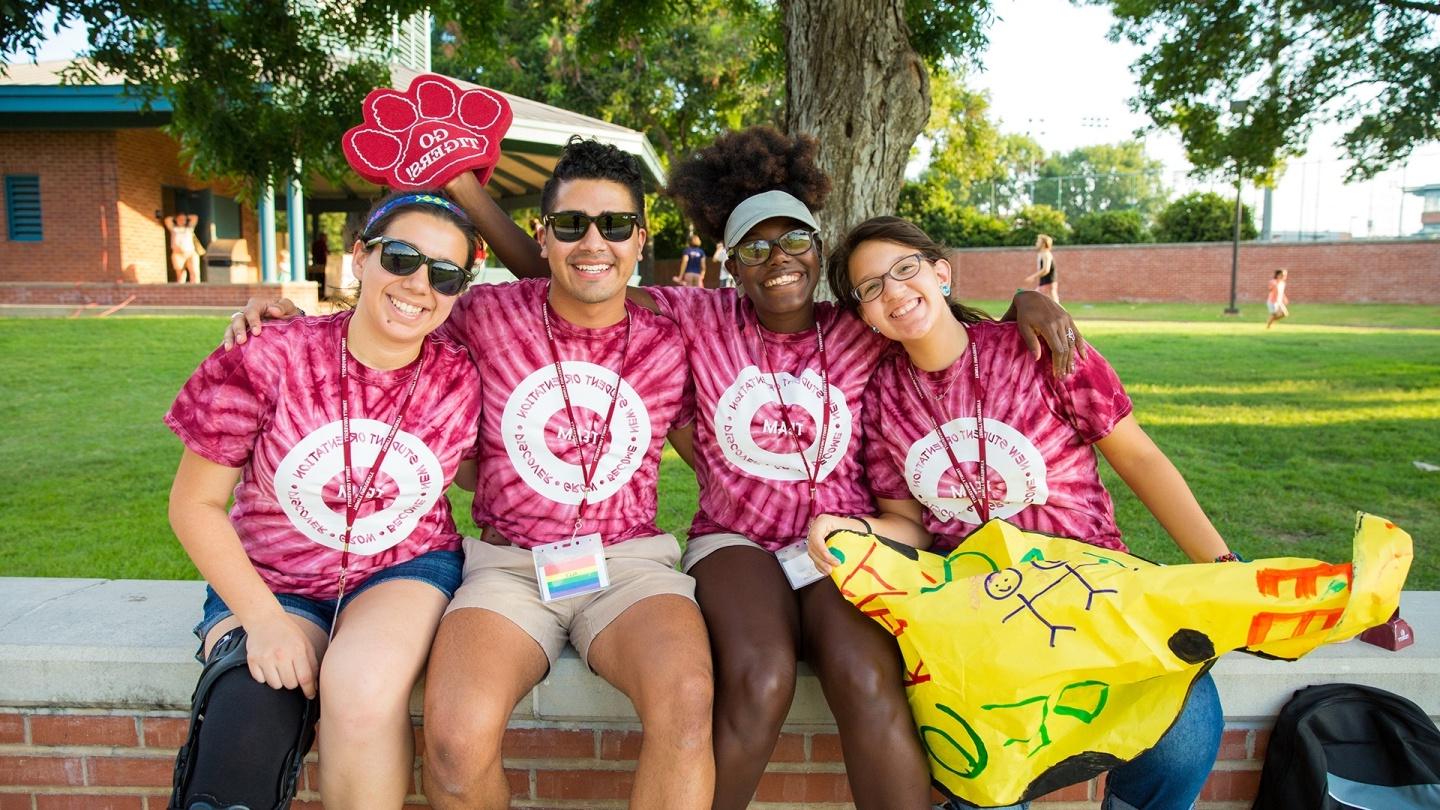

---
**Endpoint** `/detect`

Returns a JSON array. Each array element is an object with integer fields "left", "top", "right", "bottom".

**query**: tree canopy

[
  {"left": 1099, "top": 0, "right": 1440, "bottom": 181},
  {"left": 2, "top": 0, "right": 512, "bottom": 197},
  {"left": 1032, "top": 140, "right": 1168, "bottom": 222},
  {"left": 1153, "top": 191, "right": 1257, "bottom": 243},
  {"left": 432, "top": 0, "right": 783, "bottom": 170}
]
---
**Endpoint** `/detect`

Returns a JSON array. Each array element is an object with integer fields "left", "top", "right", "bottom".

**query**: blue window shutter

[{"left": 5, "top": 175, "right": 42, "bottom": 242}]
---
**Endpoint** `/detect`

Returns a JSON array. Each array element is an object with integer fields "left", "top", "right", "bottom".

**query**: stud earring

[
  {"left": 940, "top": 282, "right": 952, "bottom": 297},
  {"left": 871, "top": 325, "right": 880, "bottom": 333}
]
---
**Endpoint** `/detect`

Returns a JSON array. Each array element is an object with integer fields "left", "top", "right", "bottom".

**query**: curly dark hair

[
  {"left": 665, "top": 126, "right": 831, "bottom": 244},
  {"left": 541, "top": 136, "right": 647, "bottom": 221}
]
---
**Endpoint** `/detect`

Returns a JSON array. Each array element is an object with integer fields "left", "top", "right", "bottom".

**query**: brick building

[{"left": 0, "top": 58, "right": 663, "bottom": 309}]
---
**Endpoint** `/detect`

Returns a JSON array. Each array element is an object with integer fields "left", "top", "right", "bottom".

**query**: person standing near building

[
  {"left": 1266, "top": 268, "right": 1290, "bottom": 328},
  {"left": 165, "top": 213, "right": 203, "bottom": 283},
  {"left": 673, "top": 234, "right": 708, "bottom": 286}
]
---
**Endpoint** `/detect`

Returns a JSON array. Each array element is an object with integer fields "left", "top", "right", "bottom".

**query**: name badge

[
  {"left": 776, "top": 540, "right": 826, "bottom": 590},
  {"left": 532, "top": 534, "right": 610, "bottom": 602}
]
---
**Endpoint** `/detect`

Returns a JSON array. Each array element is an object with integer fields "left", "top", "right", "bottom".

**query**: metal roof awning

[{"left": 0, "top": 59, "right": 665, "bottom": 210}]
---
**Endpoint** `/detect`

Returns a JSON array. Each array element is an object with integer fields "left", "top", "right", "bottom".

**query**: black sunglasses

[
  {"left": 733, "top": 229, "right": 817, "bottom": 267},
  {"left": 364, "top": 237, "right": 472, "bottom": 296},
  {"left": 543, "top": 211, "right": 641, "bottom": 243}
]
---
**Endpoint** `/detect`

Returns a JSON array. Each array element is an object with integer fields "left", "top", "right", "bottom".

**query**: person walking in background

[
  {"left": 1024, "top": 233, "right": 1058, "bottom": 302},
  {"left": 712, "top": 240, "right": 732, "bottom": 287},
  {"left": 673, "top": 234, "right": 708, "bottom": 286},
  {"left": 1266, "top": 268, "right": 1290, "bottom": 329}
]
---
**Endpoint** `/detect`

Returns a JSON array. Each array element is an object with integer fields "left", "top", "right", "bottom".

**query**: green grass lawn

[{"left": 1, "top": 309, "right": 1436, "bottom": 587}]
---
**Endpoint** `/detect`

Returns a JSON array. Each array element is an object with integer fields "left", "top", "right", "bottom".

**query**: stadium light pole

[{"left": 1225, "top": 98, "right": 1250, "bottom": 316}]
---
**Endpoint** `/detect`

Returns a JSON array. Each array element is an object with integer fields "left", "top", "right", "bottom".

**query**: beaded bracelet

[{"left": 1213, "top": 551, "right": 1245, "bottom": 563}]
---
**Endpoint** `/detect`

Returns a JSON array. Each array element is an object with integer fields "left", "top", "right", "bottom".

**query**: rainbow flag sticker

[{"left": 533, "top": 534, "right": 610, "bottom": 602}]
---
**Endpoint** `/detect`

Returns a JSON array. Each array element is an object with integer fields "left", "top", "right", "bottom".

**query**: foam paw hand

[
  {"left": 824, "top": 513, "right": 1411, "bottom": 807},
  {"left": 343, "top": 74, "right": 513, "bottom": 190}
]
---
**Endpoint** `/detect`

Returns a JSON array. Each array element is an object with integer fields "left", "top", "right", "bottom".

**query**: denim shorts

[{"left": 191, "top": 548, "right": 463, "bottom": 660}]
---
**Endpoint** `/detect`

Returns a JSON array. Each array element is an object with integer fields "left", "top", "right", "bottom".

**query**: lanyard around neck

[
  {"left": 754, "top": 315, "right": 832, "bottom": 521},
  {"left": 905, "top": 326, "right": 990, "bottom": 524},
  {"left": 541, "top": 287, "right": 632, "bottom": 537},
  {"left": 334, "top": 319, "right": 426, "bottom": 631}
]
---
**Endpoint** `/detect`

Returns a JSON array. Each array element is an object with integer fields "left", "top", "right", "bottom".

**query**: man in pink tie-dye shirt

[{"left": 423, "top": 138, "right": 714, "bottom": 810}]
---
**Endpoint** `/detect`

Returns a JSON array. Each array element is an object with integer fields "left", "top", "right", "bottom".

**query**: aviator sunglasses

[
  {"left": 733, "top": 229, "right": 818, "bottom": 267},
  {"left": 364, "top": 236, "right": 472, "bottom": 296},
  {"left": 543, "top": 211, "right": 641, "bottom": 243}
]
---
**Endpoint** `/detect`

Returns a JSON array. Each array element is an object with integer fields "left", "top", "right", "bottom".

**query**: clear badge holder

[
  {"left": 776, "top": 539, "right": 826, "bottom": 590},
  {"left": 532, "top": 533, "right": 610, "bottom": 602}
]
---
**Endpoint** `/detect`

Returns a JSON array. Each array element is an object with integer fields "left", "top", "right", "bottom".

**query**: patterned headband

[{"left": 363, "top": 193, "right": 471, "bottom": 234}]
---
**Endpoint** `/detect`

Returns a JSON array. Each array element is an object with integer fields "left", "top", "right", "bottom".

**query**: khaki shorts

[
  {"left": 680, "top": 531, "right": 778, "bottom": 573},
  {"left": 447, "top": 533, "right": 696, "bottom": 666}
]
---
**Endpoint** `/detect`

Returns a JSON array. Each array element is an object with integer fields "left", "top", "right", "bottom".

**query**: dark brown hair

[{"left": 826, "top": 216, "right": 990, "bottom": 324}]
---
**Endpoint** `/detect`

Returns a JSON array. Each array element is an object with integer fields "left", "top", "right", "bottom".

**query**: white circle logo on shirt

[
  {"left": 905, "top": 417, "right": 1049, "bottom": 525},
  {"left": 274, "top": 418, "right": 444, "bottom": 555},
  {"left": 502, "top": 361, "right": 652, "bottom": 505},
  {"left": 714, "top": 365, "right": 851, "bottom": 482}
]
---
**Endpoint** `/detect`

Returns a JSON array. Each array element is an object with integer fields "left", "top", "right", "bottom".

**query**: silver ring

[
  {"left": 230, "top": 311, "right": 245, "bottom": 319},
  {"left": 1065, "top": 328, "right": 1076, "bottom": 343}
]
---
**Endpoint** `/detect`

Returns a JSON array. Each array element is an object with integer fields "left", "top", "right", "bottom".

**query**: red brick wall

[
  {"left": 950, "top": 240, "right": 1440, "bottom": 304},
  {"left": 0, "top": 281, "right": 319, "bottom": 312},
  {"left": 0, "top": 708, "right": 1269, "bottom": 808},
  {"left": 2, "top": 129, "right": 268, "bottom": 287},
  {"left": 0, "top": 131, "right": 123, "bottom": 283}
]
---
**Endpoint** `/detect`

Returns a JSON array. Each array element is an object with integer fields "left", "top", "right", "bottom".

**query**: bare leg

[
  {"left": 422, "top": 609, "right": 549, "bottom": 810},
  {"left": 317, "top": 580, "right": 447, "bottom": 809},
  {"left": 691, "top": 547, "right": 801, "bottom": 810},
  {"left": 800, "top": 579, "right": 931, "bottom": 810},
  {"left": 170, "top": 251, "right": 187, "bottom": 284},
  {"left": 587, "top": 595, "right": 715, "bottom": 809}
]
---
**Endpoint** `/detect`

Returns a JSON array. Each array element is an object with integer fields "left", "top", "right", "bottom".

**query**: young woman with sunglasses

[
  {"left": 442, "top": 127, "right": 1081, "bottom": 809},
  {"left": 811, "top": 216, "right": 1238, "bottom": 810},
  {"left": 167, "top": 192, "right": 482, "bottom": 809}
]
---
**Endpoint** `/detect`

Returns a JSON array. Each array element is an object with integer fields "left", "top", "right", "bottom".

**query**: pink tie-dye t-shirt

[
  {"left": 648, "top": 287, "right": 886, "bottom": 550},
  {"left": 444, "top": 279, "right": 692, "bottom": 548},
  {"left": 165, "top": 311, "right": 481, "bottom": 599},
  {"left": 864, "top": 320, "right": 1133, "bottom": 553}
]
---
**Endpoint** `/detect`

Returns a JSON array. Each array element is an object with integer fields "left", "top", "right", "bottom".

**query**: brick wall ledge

[
  {"left": 2, "top": 578, "right": 1435, "bottom": 808},
  {"left": 0, "top": 282, "right": 320, "bottom": 314}
]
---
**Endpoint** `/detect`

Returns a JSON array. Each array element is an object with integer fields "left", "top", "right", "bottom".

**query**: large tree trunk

[{"left": 783, "top": 0, "right": 930, "bottom": 248}]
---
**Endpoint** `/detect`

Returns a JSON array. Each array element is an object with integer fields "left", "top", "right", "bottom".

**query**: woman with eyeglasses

[
  {"left": 441, "top": 127, "right": 1079, "bottom": 809},
  {"left": 166, "top": 191, "right": 482, "bottom": 809},
  {"left": 810, "top": 216, "right": 1238, "bottom": 810}
]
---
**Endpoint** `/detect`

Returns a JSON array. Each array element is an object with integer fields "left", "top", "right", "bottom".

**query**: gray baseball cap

[{"left": 723, "top": 190, "right": 820, "bottom": 250}]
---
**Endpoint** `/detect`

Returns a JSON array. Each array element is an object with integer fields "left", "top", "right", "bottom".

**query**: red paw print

[{"left": 343, "top": 74, "right": 513, "bottom": 190}]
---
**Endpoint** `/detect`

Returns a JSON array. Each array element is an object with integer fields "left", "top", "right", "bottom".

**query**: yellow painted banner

[{"left": 825, "top": 513, "right": 1411, "bottom": 807}]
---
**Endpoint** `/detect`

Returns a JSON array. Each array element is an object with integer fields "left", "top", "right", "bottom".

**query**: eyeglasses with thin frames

[{"left": 851, "top": 252, "right": 927, "bottom": 303}]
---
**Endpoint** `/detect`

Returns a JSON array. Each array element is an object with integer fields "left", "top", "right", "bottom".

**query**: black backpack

[{"left": 1254, "top": 683, "right": 1440, "bottom": 809}]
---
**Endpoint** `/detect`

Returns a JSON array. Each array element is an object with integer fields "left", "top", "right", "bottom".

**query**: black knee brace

[{"left": 169, "top": 628, "right": 320, "bottom": 810}]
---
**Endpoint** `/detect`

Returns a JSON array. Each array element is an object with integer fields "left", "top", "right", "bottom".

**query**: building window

[
  {"left": 212, "top": 194, "right": 243, "bottom": 239},
  {"left": 4, "top": 175, "right": 42, "bottom": 242}
]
